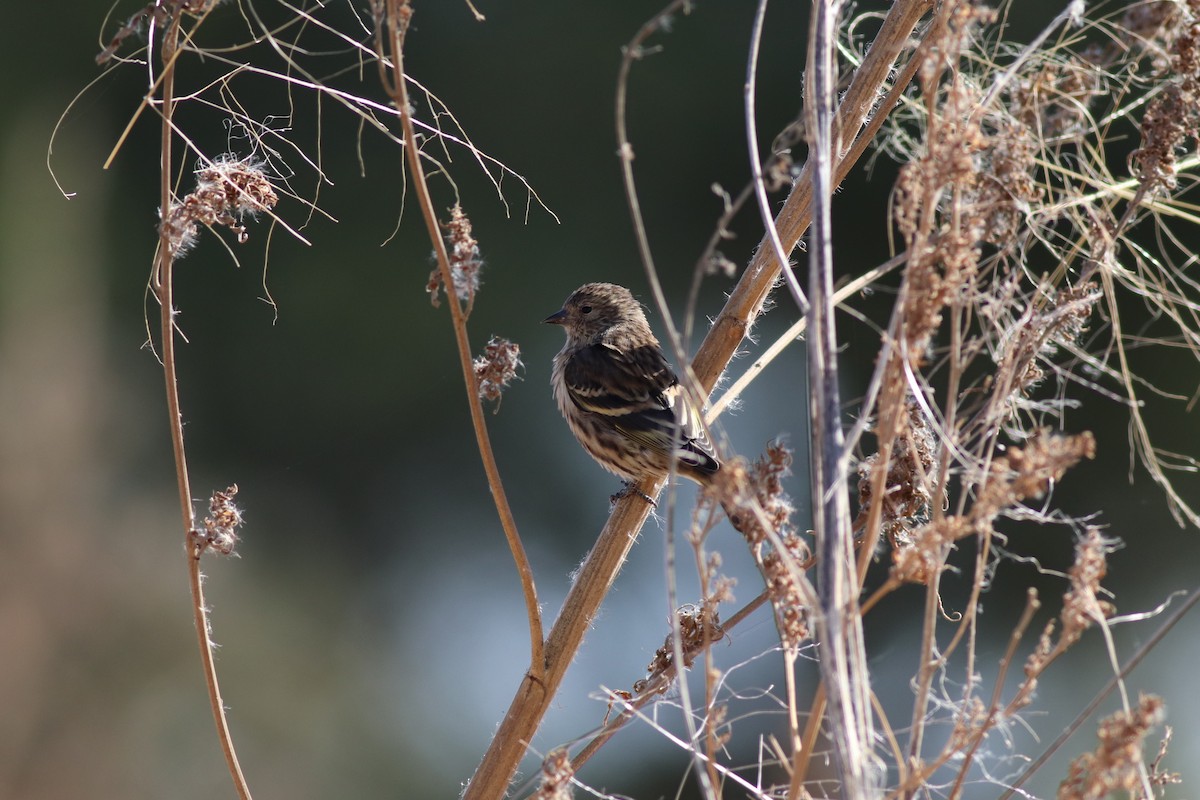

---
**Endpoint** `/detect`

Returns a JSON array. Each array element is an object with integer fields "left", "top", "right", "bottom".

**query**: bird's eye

[{"left": 580, "top": 305, "right": 593, "bottom": 314}]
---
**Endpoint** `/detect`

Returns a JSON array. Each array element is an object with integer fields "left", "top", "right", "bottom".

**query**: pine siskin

[{"left": 545, "top": 283, "right": 720, "bottom": 487}]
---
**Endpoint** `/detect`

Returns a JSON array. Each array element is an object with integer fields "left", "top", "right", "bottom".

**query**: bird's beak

[{"left": 543, "top": 308, "right": 567, "bottom": 325}]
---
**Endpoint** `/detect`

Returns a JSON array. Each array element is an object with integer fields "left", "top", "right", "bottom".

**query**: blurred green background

[{"left": 1, "top": 1, "right": 1197, "bottom": 798}]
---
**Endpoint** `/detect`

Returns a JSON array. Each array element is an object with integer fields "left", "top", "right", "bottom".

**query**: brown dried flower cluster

[
  {"left": 1009, "top": 54, "right": 1104, "bottom": 140},
  {"left": 1130, "top": 0, "right": 1200, "bottom": 193},
  {"left": 96, "top": 0, "right": 223, "bottom": 64},
  {"left": 715, "top": 442, "right": 797, "bottom": 547},
  {"left": 995, "top": 282, "right": 1101, "bottom": 399},
  {"left": 160, "top": 157, "right": 278, "bottom": 258},
  {"left": 189, "top": 484, "right": 243, "bottom": 556},
  {"left": 892, "top": 432, "right": 1095, "bottom": 584},
  {"left": 632, "top": 603, "right": 725, "bottom": 696},
  {"left": 473, "top": 336, "right": 522, "bottom": 410},
  {"left": 1058, "top": 527, "right": 1117, "bottom": 645},
  {"left": 1113, "top": 0, "right": 1187, "bottom": 59},
  {"left": 891, "top": 3, "right": 1047, "bottom": 360},
  {"left": 975, "top": 122, "right": 1042, "bottom": 245},
  {"left": 979, "top": 431, "right": 1095, "bottom": 510},
  {"left": 857, "top": 401, "right": 940, "bottom": 551},
  {"left": 1024, "top": 526, "right": 1117, "bottom": 689},
  {"left": 1058, "top": 694, "right": 1167, "bottom": 800},
  {"left": 710, "top": 444, "right": 811, "bottom": 648},
  {"left": 1012, "top": 0, "right": 1186, "bottom": 140},
  {"left": 428, "top": 204, "right": 482, "bottom": 309},
  {"left": 759, "top": 534, "right": 812, "bottom": 648},
  {"left": 530, "top": 748, "right": 574, "bottom": 800}
]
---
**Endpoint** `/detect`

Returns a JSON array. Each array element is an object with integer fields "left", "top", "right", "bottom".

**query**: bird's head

[{"left": 544, "top": 282, "right": 649, "bottom": 344}]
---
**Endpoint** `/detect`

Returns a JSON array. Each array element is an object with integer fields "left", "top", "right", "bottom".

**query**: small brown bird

[{"left": 545, "top": 282, "right": 720, "bottom": 487}]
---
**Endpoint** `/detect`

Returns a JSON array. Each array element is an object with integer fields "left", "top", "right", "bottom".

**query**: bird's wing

[
  {"left": 563, "top": 342, "right": 717, "bottom": 473},
  {"left": 561, "top": 341, "right": 676, "bottom": 417}
]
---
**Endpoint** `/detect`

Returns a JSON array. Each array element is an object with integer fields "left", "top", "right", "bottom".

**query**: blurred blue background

[{"left": 1, "top": 1, "right": 1197, "bottom": 798}]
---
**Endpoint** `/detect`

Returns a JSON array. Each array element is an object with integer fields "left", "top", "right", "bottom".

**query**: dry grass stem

[{"left": 370, "top": 0, "right": 544, "bottom": 688}]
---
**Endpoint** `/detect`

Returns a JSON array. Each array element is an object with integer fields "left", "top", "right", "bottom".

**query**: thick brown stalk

[{"left": 464, "top": 486, "right": 659, "bottom": 799}]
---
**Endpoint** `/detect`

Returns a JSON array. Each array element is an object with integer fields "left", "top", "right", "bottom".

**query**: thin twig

[
  {"left": 373, "top": 0, "right": 544, "bottom": 679},
  {"left": 746, "top": 0, "right": 809, "bottom": 316},
  {"left": 151, "top": 8, "right": 252, "bottom": 800}
]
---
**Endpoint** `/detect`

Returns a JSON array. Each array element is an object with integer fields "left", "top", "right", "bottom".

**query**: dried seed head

[
  {"left": 160, "top": 156, "right": 278, "bottom": 258},
  {"left": 530, "top": 749, "right": 574, "bottom": 800},
  {"left": 997, "top": 282, "right": 1101, "bottom": 399},
  {"left": 891, "top": 432, "right": 1095, "bottom": 584},
  {"left": 858, "top": 400, "right": 941, "bottom": 552},
  {"left": 716, "top": 442, "right": 796, "bottom": 546},
  {"left": 428, "top": 204, "right": 482, "bottom": 308},
  {"left": 1059, "top": 694, "right": 1167, "bottom": 800},
  {"left": 1010, "top": 54, "right": 1105, "bottom": 139},
  {"left": 632, "top": 603, "right": 725, "bottom": 697},
  {"left": 1130, "top": 8, "right": 1200, "bottom": 192},
  {"left": 473, "top": 336, "right": 522, "bottom": 410},
  {"left": 191, "top": 484, "right": 244, "bottom": 556},
  {"left": 760, "top": 533, "right": 812, "bottom": 648},
  {"left": 1059, "top": 527, "right": 1117, "bottom": 645}
]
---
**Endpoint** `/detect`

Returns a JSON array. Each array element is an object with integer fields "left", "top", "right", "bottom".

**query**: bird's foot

[{"left": 611, "top": 481, "right": 656, "bottom": 508}]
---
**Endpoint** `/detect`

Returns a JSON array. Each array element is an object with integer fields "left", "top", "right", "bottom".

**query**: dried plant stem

[
  {"left": 789, "top": 684, "right": 827, "bottom": 795},
  {"left": 466, "top": 489, "right": 660, "bottom": 800},
  {"left": 905, "top": 557, "right": 944, "bottom": 774},
  {"left": 151, "top": 11, "right": 251, "bottom": 800},
  {"left": 373, "top": 0, "right": 544, "bottom": 678}
]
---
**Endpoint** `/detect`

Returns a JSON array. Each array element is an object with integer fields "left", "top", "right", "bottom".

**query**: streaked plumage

[{"left": 545, "top": 283, "right": 719, "bottom": 485}]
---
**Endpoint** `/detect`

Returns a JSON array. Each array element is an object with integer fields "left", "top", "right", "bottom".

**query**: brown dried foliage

[
  {"left": 1059, "top": 694, "right": 1168, "bottom": 800},
  {"left": 190, "top": 484, "right": 243, "bottom": 556},
  {"left": 473, "top": 336, "right": 522, "bottom": 410},
  {"left": 891, "top": 432, "right": 1095, "bottom": 585},
  {"left": 428, "top": 204, "right": 483, "bottom": 310},
  {"left": 160, "top": 158, "right": 278, "bottom": 258},
  {"left": 632, "top": 603, "right": 726, "bottom": 697},
  {"left": 711, "top": 444, "right": 812, "bottom": 649},
  {"left": 857, "top": 400, "right": 940, "bottom": 551},
  {"left": 1130, "top": 1, "right": 1200, "bottom": 193}
]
